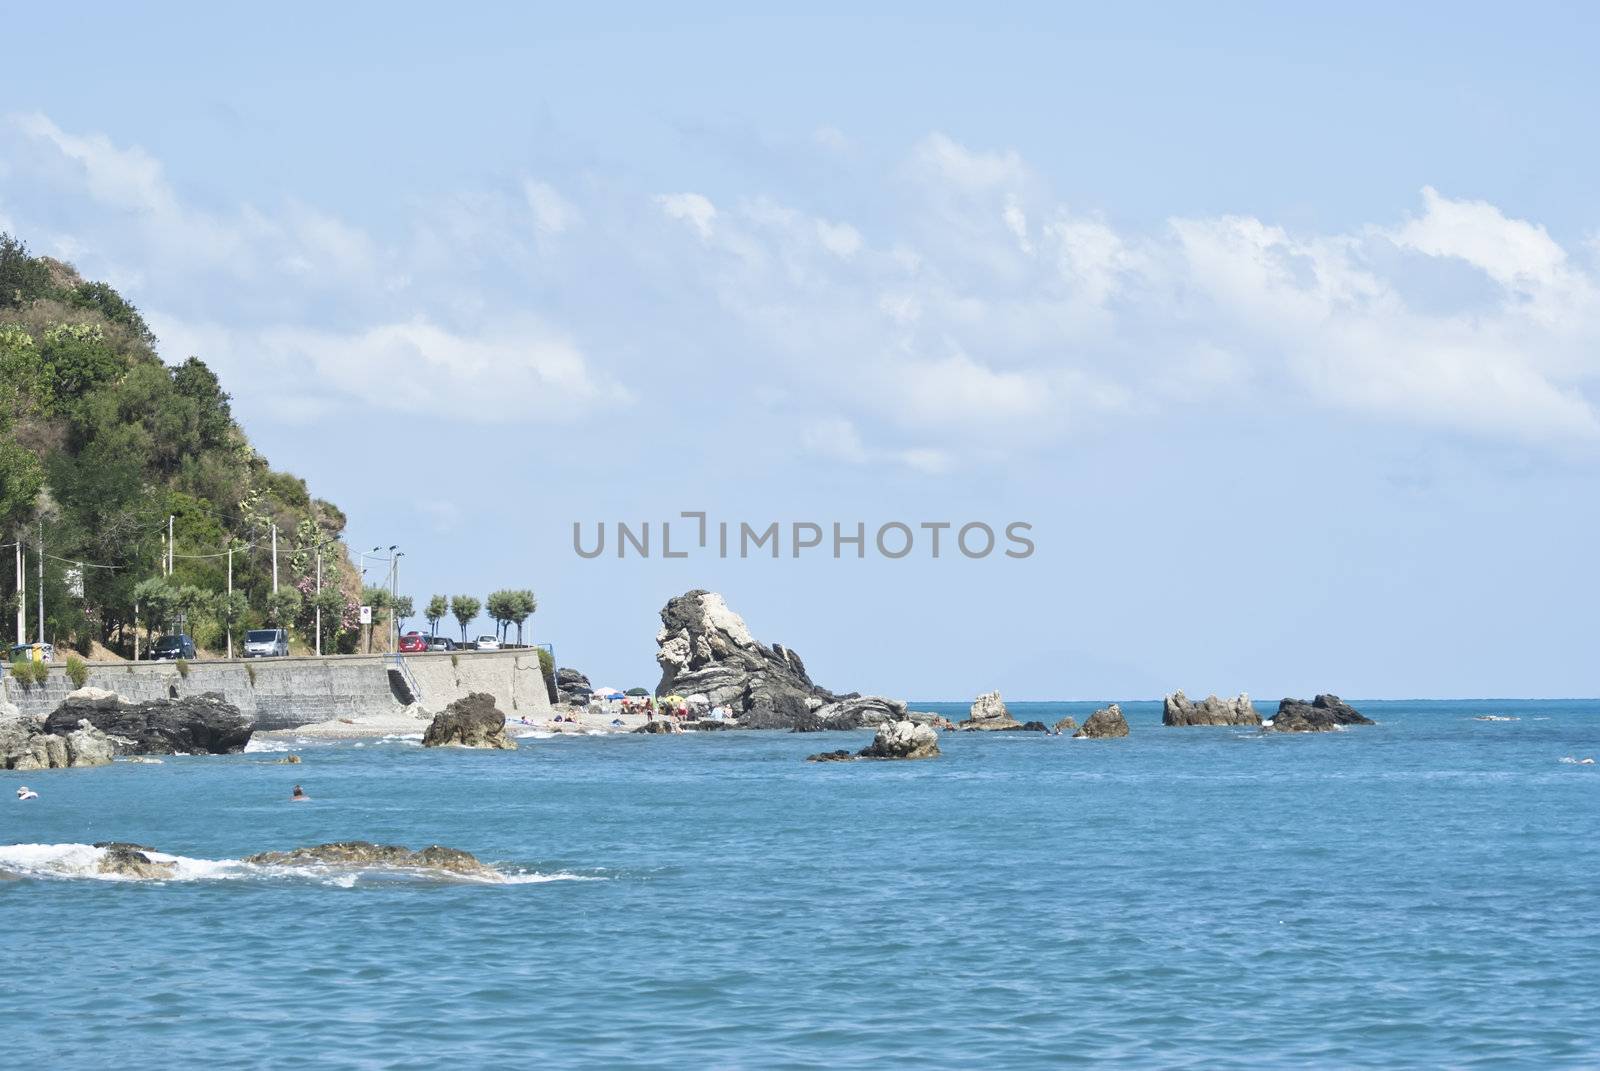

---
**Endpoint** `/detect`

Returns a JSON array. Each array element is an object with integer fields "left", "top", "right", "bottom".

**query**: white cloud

[
  {"left": 523, "top": 180, "right": 579, "bottom": 234},
  {"left": 654, "top": 192, "right": 717, "bottom": 239}
]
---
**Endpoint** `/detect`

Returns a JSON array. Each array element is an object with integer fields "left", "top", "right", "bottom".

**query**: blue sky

[{"left": 3, "top": 3, "right": 1598, "bottom": 699}]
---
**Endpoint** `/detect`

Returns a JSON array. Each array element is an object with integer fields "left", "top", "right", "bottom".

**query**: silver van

[{"left": 243, "top": 628, "right": 289, "bottom": 658}]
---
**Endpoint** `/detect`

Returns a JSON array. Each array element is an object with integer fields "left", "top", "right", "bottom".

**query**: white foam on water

[
  {"left": 1559, "top": 756, "right": 1595, "bottom": 765},
  {"left": 1473, "top": 715, "right": 1519, "bottom": 722},
  {"left": 515, "top": 731, "right": 557, "bottom": 739},
  {"left": 0, "top": 844, "right": 603, "bottom": 887},
  {"left": 244, "top": 738, "right": 289, "bottom": 753}
]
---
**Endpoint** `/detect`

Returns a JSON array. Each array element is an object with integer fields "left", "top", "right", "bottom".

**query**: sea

[{"left": 2, "top": 698, "right": 1597, "bottom": 1069}]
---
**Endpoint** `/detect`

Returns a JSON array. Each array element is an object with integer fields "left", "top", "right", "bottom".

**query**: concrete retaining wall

[{"left": 1, "top": 650, "right": 554, "bottom": 731}]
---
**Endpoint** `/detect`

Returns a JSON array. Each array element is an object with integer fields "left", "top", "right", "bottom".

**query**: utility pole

[
  {"left": 314, "top": 546, "right": 322, "bottom": 657},
  {"left": 226, "top": 545, "right": 233, "bottom": 660},
  {"left": 15, "top": 535, "right": 23, "bottom": 646},
  {"left": 390, "top": 551, "right": 402, "bottom": 653},
  {"left": 271, "top": 523, "right": 279, "bottom": 592},
  {"left": 167, "top": 514, "right": 174, "bottom": 576},
  {"left": 36, "top": 517, "right": 44, "bottom": 646}
]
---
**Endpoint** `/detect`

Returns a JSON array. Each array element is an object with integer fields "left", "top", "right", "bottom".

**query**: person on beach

[
  {"left": 291, "top": 784, "right": 310, "bottom": 802},
  {"left": 16, "top": 786, "right": 38, "bottom": 801}
]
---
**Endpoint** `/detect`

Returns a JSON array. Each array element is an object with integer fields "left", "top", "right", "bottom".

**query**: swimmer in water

[
  {"left": 16, "top": 786, "right": 38, "bottom": 800},
  {"left": 291, "top": 784, "right": 310, "bottom": 801}
]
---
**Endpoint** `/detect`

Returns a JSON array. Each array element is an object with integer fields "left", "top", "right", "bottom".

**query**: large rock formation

[
  {"left": 1052, "top": 716, "right": 1078, "bottom": 734},
  {"left": 1163, "top": 691, "right": 1261, "bottom": 727},
  {"left": 1268, "top": 694, "right": 1374, "bottom": 732},
  {"left": 1073, "top": 704, "right": 1130, "bottom": 738},
  {"left": 807, "top": 719, "right": 941, "bottom": 762},
  {"left": 555, "top": 667, "right": 592, "bottom": 705},
  {"left": 958, "top": 690, "right": 1022, "bottom": 731},
  {"left": 244, "top": 841, "right": 496, "bottom": 877},
  {"left": 42, "top": 690, "right": 252, "bottom": 754},
  {"left": 2, "top": 717, "right": 120, "bottom": 770},
  {"left": 422, "top": 693, "right": 516, "bottom": 749}
]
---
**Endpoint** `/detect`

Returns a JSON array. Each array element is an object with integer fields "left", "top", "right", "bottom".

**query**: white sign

[
  {"left": 359, "top": 605, "right": 373, "bottom": 624},
  {"left": 66, "top": 566, "right": 84, "bottom": 599}
]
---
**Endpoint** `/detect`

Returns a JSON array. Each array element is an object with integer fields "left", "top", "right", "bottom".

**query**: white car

[{"left": 475, "top": 636, "right": 500, "bottom": 651}]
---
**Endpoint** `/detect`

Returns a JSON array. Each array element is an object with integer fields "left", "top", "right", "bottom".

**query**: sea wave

[{"left": 0, "top": 843, "right": 600, "bottom": 887}]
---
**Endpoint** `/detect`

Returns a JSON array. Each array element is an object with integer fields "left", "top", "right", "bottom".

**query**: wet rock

[
  {"left": 958, "top": 690, "right": 1022, "bottom": 731},
  {"left": 43, "top": 692, "right": 252, "bottom": 754},
  {"left": 632, "top": 719, "right": 680, "bottom": 734},
  {"left": 422, "top": 693, "right": 516, "bottom": 749},
  {"left": 97, "top": 845, "right": 176, "bottom": 880},
  {"left": 1162, "top": 691, "right": 1261, "bottom": 727},
  {"left": 1267, "top": 694, "right": 1374, "bottom": 732},
  {"left": 243, "top": 841, "right": 496, "bottom": 877},
  {"left": 856, "top": 719, "right": 941, "bottom": 760},
  {"left": 806, "top": 749, "right": 855, "bottom": 762},
  {"left": 1017, "top": 721, "right": 1050, "bottom": 733},
  {"left": 276, "top": 755, "right": 302, "bottom": 764},
  {"left": 1073, "top": 704, "right": 1130, "bottom": 739},
  {"left": 1052, "top": 716, "right": 1078, "bottom": 734}
]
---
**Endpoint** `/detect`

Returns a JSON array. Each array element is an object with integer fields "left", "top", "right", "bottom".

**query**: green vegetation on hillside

[{"left": 0, "top": 233, "right": 368, "bottom": 656}]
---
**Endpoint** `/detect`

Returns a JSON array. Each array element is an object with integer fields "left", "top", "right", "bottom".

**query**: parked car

[
  {"left": 150, "top": 634, "right": 196, "bottom": 660},
  {"left": 426, "top": 636, "right": 456, "bottom": 652},
  {"left": 243, "top": 628, "right": 289, "bottom": 658},
  {"left": 398, "top": 632, "right": 428, "bottom": 653},
  {"left": 475, "top": 636, "right": 500, "bottom": 651},
  {"left": 9, "top": 642, "right": 55, "bottom": 663}
]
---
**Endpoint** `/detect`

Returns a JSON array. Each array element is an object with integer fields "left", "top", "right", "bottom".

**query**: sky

[{"left": 2, "top": 3, "right": 1598, "bottom": 699}]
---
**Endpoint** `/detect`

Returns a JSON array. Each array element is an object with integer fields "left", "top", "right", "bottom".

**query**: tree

[
  {"left": 450, "top": 594, "right": 480, "bottom": 642},
  {"left": 362, "top": 585, "right": 392, "bottom": 652},
  {"left": 132, "top": 577, "right": 175, "bottom": 643},
  {"left": 392, "top": 595, "right": 414, "bottom": 634},
  {"left": 485, "top": 589, "right": 517, "bottom": 642},
  {"left": 508, "top": 589, "right": 537, "bottom": 644},
  {"left": 425, "top": 594, "right": 447, "bottom": 637},
  {"left": 265, "top": 586, "right": 302, "bottom": 629},
  {"left": 313, "top": 587, "right": 346, "bottom": 652},
  {"left": 217, "top": 589, "right": 249, "bottom": 657},
  {"left": 172, "top": 584, "right": 209, "bottom": 639}
]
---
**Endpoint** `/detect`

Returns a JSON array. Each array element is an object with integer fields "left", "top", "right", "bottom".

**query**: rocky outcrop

[
  {"left": 422, "top": 693, "right": 515, "bottom": 749},
  {"left": 42, "top": 691, "right": 252, "bottom": 754},
  {"left": 958, "top": 690, "right": 1022, "bottom": 731},
  {"left": 243, "top": 841, "right": 496, "bottom": 877},
  {"left": 807, "top": 719, "right": 941, "bottom": 762},
  {"left": 1052, "top": 716, "right": 1078, "bottom": 734},
  {"left": 1163, "top": 691, "right": 1261, "bottom": 726},
  {"left": 633, "top": 719, "right": 680, "bottom": 734},
  {"left": 651, "top": 590, "right": 939, "bottom": 730},
  {"left": 1267, "top": 695, "right": 1374, "bottom": 732},
  {"left": 95, "top": 843, "right": 176, "bottom": 880},
  {"left": 858, "top": 720, "right": 941, "bottom": 760},
  {"left": 1, "top": 718, "right": 119, "bottom": 770},
  {"left": 1073, "top": 704, "right": 1130, "bottom": 738},
  {"left": 555, "top": 667, "right": 592, "bottom": 705},
  {"left": 1018, "top": 721, "right": 1050, "bottom": 733}
]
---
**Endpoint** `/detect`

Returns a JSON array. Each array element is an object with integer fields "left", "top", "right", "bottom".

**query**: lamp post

[{"left": 389, "top": 549, "right": 403, "bottom": 652}]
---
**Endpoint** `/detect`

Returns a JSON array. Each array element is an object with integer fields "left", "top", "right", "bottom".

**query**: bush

[
  {"left": 450, "top": 653, "right": 459, "bottom": 669},
  {"left": 65, "top": 654, "right": 89, "bottom": 689},
  {"left": 10, "top": 658, "right": 47, "bottom": 688},
  {"left": 245, "top": 662, "right": 256, "bottom": 686},
  {"left": 536, "top": 648, "right": 557, "bottom": 703},
  {"left": 175, "top": 657, "right": 190, "bottom": 679}
]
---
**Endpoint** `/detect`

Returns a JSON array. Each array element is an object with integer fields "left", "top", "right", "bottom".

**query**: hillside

[{"left": 0, "top": 233, "right": 367, "bottom": 656}]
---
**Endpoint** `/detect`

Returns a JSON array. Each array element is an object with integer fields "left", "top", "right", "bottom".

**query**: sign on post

[{"left": 359, "top": 605, "right": 373, "bottom": 624}]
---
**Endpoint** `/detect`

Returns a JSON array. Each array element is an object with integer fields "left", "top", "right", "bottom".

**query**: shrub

[
  {"left": 450, "top": 653, "right": 459, "bottom": 669},
  {"left": 175, "top": 657, "right": 190, "bottom": 679},
  {"left": 65, "top": 654, "right": 89, "bottom": 689},
  {"left": 245, "top": 662, "right": 256, "bottom": 686},
  {"left": 536, "top": 648, "right": 557, "bottom": 703},
  {"left": 9, "top": 658, "right": 35, "bottom": 688}
]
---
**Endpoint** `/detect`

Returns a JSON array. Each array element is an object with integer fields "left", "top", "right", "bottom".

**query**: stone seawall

[{"left": 0, "top": 650, "right": 553, "bottom": 731}]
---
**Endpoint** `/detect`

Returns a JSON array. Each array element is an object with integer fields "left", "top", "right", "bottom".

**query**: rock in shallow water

[
  {"left": 1074, "top": 705, "right": 1130, "bottom": 739},
  {"left": 422, "top": 693, "right": 515, "bottom": 749},
  {"left": 95, "top": 844, "right": 176, "bottom": 879},
  {"left": 43, "top": 692, "right": 252, "bottom": 754},
  {"left": 807, "top": 720, "right": 941, "bottom": 762},
  {"left": 1, "top": 718, "right": 119, "bottom": 769},
  {"left": 243, "top": 841, "right": 496, "bottom": 877},
  {"left": 1162, "top": 691, "right": 1261, "bottom": 727},
  {"left": 1267, "top": 694, "right": 1373, "bottom": 732},
  {"left": 1052, "top": 716, "right": 1078, "bottom": 734},
  {"left": 959, "top": 690, "right": 1022, "bottom": 731}
]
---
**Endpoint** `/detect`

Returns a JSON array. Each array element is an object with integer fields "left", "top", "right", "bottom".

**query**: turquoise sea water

[{"left": 3, "top": 699, "right": 1598, "bottom": 1069}]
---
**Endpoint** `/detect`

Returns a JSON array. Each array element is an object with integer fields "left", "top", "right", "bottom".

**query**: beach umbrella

[
  {"left": 593, "top": 687, "right": 624, "bottom": 699},
  {"left": 686, "top": 693, "right": 710, "bottom": 705},
  {"left": 625, "top": 687, "right": 650, "bottom": 696},
  {"left": 662, "top": 694, "right": 686, "bottom": 704}
]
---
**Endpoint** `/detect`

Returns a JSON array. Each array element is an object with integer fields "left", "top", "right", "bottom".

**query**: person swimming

[
  {"left": 290, "top": 784, "right": 310, "bottom": 801},
  {"left": 16, "top": 786, "right": 38, "bottom": 800}
]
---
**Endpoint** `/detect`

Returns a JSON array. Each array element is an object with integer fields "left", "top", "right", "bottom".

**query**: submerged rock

[
  {"left": 96, "top": 844, "right": 176, "bottom": 880},
  {"left": 243, "top": 841, "right": 496, "bottom": 877},
  {"left": 1074, "top": 704, "right": 1130, "bottom": 739},
  {"left": 1267, "top": 695, "right": 1374, "bottom": 732},
  {"left": 1, "top": 718, "right": 119, "bottom": 770},
  {"left": 277, "top": 754, "right": 302, "bottom": 764},
  {"left": 1163, "top": 691, "right": 1261, "bottom": 727},
  {"left": 958, "top": 690, "right": 1022, "bottom": 731},
  {"left": 43, "top": 691, "right": 252, "bottom": 754},
  {"left": 1052, "top": 716, "right": 1078, "bottom": 734},
  {"left": 422, "top": 693, "right": 516, "bottom": 749},
  {"left": 806, "top": 749, "right": 855, "bottom": 762}
]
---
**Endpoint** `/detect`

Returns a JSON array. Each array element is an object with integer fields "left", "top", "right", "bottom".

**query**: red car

[{"left": 398, "top": 632, "right": 428, "bottom": 652}]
